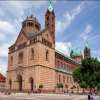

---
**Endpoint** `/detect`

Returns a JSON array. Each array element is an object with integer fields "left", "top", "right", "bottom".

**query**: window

[
  {"left": 62, "top": 63, "right": 64, "bottom": 69},
  {"left": 31, "top": 48, "right": 34, "bottom": 60},
  {"left": 46, "top": 50, "right": 49, "bottom": 61},
  {"left": 18, "top": 52, "right": 24, "bottom": 64},
  {"left": 57, "top": 61, "right": 59, "bottom": 67},
  {"left": 47, "top": 16, "right": 49, "bottom": 20},
  {"left": 10, "top": 56, "right": 13, "bottom": 65},
  {"left": 59, "top": 75, "right": 61, "bottom": 82},
  {"left": 28, "top": 22, "right": 33, "bottom": 27},
  {"left": 67, "top": 76, "right": 69, "bottom": 83},
  {"left": 70, "top": 76, "right": 72, "bottom": 82},
  {"left": 60, "top": 62, "right": 63, "bottom": 68},
  {"left": 63, "top": 76, "right": 65, "bottom": 83}
]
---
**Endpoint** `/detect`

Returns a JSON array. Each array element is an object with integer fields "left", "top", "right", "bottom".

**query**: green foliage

[
  {"left": 39, "top": 84, "right": 43, "bottom": 89},
  {"left": 57, "top": 83, "right": 63, "bottom": 88},
  {"left": 97, "top": 83, "right": 100, "bottom": 90},
  {"left": 80, "top": 81, "right": 87, "bottom": 88},
  {"left": 73, "top": 68, "right": 81, "bottom": 83},
  {"left": 73, "top": 57, "right": 100, "bottom": 89}
]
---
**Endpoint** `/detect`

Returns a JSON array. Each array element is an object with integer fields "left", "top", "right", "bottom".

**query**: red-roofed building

[{"left": 0, "top": 73, "right": 6, "bottom": 91}]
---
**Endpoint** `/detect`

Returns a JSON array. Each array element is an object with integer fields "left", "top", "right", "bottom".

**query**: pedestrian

[
  {"left": 88, "top": 94, "right": 91, "bottom": 100},
  {"left": 88, "top": 94, "right": 94, "bottom": 100},
  {"left": 91, "top": 96, "right": 94, "bottom": 100}
]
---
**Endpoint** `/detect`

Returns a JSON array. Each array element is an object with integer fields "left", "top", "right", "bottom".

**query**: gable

[{"left": 15, "top": 31, "right": 28, "bottom": 45}]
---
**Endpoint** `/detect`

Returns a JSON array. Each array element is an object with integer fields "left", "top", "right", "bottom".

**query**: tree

[
  {"left": 97, "top": 83, "right": 100, "bottom": 90},
  {"left": 73, "top": 57, "right": 100, "bottom": 93},
  {"left": 80, "top": 81, "right": 87, "bottom": 93}
]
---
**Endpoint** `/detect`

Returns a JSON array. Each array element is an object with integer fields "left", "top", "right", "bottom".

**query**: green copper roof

[
  {"left": 48, "top": 2, "right": 53, "bottom": 12},
  {"left": 70, "top": 48, "right": 82, "bottom": 57}
]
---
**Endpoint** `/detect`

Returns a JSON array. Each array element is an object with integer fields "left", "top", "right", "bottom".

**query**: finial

[{"left": 48, "top": 0, "right": 54, "bottom": 12}]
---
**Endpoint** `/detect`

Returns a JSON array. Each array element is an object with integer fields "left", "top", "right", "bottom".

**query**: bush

[
  {"left": 57, "top": 83, "right": 63, "bottom": 88},
  {"left": 97, "top": 83, "right": 100, "bottom": 90}
]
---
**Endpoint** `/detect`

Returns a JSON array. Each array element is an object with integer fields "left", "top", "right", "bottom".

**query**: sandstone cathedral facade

[{"left": 6, "top": 3, "right": 90, "bottom": 92}]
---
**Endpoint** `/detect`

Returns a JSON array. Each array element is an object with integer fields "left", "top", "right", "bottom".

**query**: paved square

[{"left": 0, "top": 93, "right": 100, "bottom": 100}]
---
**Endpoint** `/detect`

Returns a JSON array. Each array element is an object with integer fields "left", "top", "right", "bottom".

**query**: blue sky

[{"left": 0, "top": 0, "right": 100, "bottom": 75}]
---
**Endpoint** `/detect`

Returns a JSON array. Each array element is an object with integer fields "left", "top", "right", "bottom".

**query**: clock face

[{"left": 48, "top": 3, "right": 53, "bottom": 12}]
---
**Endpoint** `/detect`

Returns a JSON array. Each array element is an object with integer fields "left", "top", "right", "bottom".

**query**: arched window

[
  {"left": 18, "top": 52, "right": 24, "bottom": 64},
  {"left": 63, "top": 76, "right": 65, "bottom": 83},
  {"left": 59, "top": 75, "right": 61, "bottom": 83},
  {"left": 46, "top": 16, "right": 49, "bottom": 20},
  {"left": 31, "top": 48, "right": 34, "bottom": 60},
  {"left": 29, "top": 77, "right": 34, "bottom": 91},
  {"left": 10, "top": 56, "right": 13, "bottom": 65},
  {"left": 67, "top": 76, "right": 69, "bottom": 83},
  {"left": 27, "top": 22, "right": 33, "bottom": 27},
  {"left": 17, "top": 75, "right": 22, "bottom": 91},
  {"left": 46, "top": 50, "right": 49, "bottom": 61}
]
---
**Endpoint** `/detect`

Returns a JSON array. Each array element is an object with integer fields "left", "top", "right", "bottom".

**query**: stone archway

[
  {"left": 29, "top": 77, "right": 34, "bottom": 91},
  {"left": 17, "top": 75, "right": 22, "bottom": 91}
]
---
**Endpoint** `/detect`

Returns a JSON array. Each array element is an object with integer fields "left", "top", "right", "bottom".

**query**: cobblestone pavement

[{"left": 0, "top": 93, "right": 100, "bottom": 100}]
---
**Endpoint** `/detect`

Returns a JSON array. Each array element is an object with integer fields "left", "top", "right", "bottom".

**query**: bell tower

[
  {"left": 45, "top": 2, "right": 55, "bottom": 43},
  {"left": 84, "top": 47, "right": 91, "bottom": 59},
  {"left": 84, "top": 41, "right": 91, "bottom": 59}
]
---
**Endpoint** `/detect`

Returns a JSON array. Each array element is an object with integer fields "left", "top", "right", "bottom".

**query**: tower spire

[
  {"left": 45, "top": 0, "right": 55, "bottom": 43},
  {"left": 84, "top": 40, "right": 91, "bottom": 58},
  {"left": 48, "top": 0, "right": 54, "bottom": 12}
]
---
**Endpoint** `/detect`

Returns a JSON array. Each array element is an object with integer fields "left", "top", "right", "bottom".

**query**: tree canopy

[{"left": 73, "top": 57, "right": 100, "bottom": 90}]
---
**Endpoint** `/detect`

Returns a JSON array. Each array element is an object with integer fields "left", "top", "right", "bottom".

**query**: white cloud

[
  {"left": 0, "top": 8, "right": 5, "bottom": 17},
  {"left": 0, "top": 43, "right": 10, "bottom": 58},
  {"left": 0, "top": 42, "right": 11, "bottom": 76},
  {"left": 0, "top": 32, "right": 6, "bottom": 40},
  {"left": 0, "top": 1, "right": 47, "bottom": 27},
  {"left": 56, "top": 2, "right": 84, "bottom": 33},
  {"left": 0, "top": 63, "right": 7, "bottom": 76},
  {"left": 0, "top": 20, "right": 16, "bottom": 75},
  {"left": 55, "top": 42, "right": 72, "bottom": 56},
  {"left": 92, "top": 50, "right": 100, "bottom": 59},
  {"left": 3, "top": 1, "right": 47, "bottom": 10},
  {"left": 0, "top": 20, "right": 17, "bottom": 34},
  {"left": 80, "top": 24, "right": 92, "bottom": 41}
]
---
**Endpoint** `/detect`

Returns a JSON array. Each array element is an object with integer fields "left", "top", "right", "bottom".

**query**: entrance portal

[
  {"left": 17, "top": 75, "right": 22, "bottom": 91},
  {"left": 9, "top": 79, "right": 12, "bottom": 90},
  {"left": 29, "top": 77, "right": 34, "bottom": 91}
]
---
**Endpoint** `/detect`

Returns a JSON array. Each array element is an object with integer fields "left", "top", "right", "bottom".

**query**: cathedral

[{"left": 6, "top": 3, "right": 91, "bottom": 92}]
